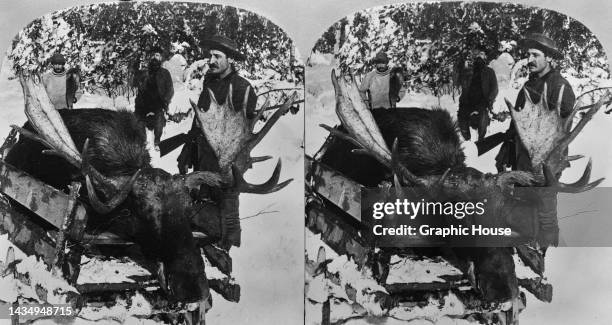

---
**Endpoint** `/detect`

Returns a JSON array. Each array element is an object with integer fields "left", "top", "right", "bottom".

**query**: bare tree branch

[
  {"left": 241, "top": 203, "right": 279, "bottom": 220},
  {"left": 559, "top": 209, "right": 599, "bottom": 220}
]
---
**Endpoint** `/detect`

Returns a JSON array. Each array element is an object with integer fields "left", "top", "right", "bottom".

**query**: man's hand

[{"left": 184, "top": 171, "right": 227, "bottom": 190}]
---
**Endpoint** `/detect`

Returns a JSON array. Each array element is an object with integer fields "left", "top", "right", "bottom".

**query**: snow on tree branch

[
  {"left": 311, "top": 2, "right": 609, "bottom": 95},
  {"left": 10, "top": 2, "right": 303, "bottom": 98}
]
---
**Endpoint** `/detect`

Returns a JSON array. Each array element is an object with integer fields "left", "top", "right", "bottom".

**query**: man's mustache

[{"left": 527, "top": 63, "right": 536, "bottom": 68}]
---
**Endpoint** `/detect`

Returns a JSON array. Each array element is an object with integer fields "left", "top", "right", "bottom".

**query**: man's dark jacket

[
  {"left": 515, "top": 69, "right": 575, "bottom": 119},
  {"left": 196, "top": 70, "right": 257, "bottom": 120},
  {"left": 134, "top": 67, "right": 174, "bottom": 115},
  {"left": 459, "top": 65, "right": 498, "bottom": 109}
]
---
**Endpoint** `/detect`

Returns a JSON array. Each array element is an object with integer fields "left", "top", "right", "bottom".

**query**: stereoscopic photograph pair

[{"left": 0, "top": 1, "right": 611, "bottom": 324}]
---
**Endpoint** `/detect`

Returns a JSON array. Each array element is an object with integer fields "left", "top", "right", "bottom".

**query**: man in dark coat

[
  {"left": 457, "top": 48, "right": 498, "bottom": 141},
  {"left": 177, "top": 35, "right": 257, "bottom": 249},
  {"left": 134, "top": 47, "right": 174, "bottom": 148},
  {"left": 496, "top": 33, "right": 575, "bottom": 246}
]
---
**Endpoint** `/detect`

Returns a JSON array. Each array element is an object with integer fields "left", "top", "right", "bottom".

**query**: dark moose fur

[
  {"left": 321, "top": 108, "right": 465, "bottom": 185},
  {"left": 374, "top": 108, "right": 466, "bottom": 175},
  {"left": 5, "top": 109, "right": 207, "bottom": 303},
  {"left": 6, "top": 109, "right": 150, "bottom": 189}
]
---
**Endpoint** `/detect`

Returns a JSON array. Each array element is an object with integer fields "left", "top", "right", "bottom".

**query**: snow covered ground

[
  {"left": 305, "top": 53, "right": 612, "bottom": 324},
  {"left": 305, "top": 232, "right": 476, "bottom": 325},
  {"left": 0, "top": 55, "right": 304, "bottom": 324}
]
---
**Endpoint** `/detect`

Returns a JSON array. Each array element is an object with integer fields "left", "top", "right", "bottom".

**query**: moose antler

[
  {"left": 188, "top": 85, "right": 297, "bottom": 248},
  {"left": 324, "top": 70, "right": 424, "bottom": 186},
  {"left": 12, "top": 75, "right": 139, "bottom": 213},
  {"left": 189, "top": 85, "right": 297, "bottom": 194},
  {"left": 505, "top": 84, "right": 608, "bottom": 192}
]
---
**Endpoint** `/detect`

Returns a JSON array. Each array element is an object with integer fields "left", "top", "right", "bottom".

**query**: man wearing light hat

[
  {"left": 42, "top": 53, "right": 83, "bottom": 110},
  {"left": 358, "top": 51, "right": 402, "bottom": 109}
]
